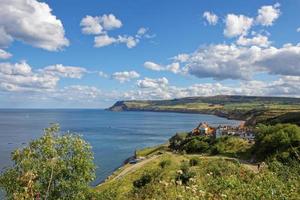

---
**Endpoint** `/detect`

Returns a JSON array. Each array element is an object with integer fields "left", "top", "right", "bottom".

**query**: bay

[{"left": 0, "top": 109, "right": 241, "bottom": 189}]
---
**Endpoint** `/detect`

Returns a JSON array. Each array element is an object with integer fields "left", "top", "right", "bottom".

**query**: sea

[{"left": 0, "top": 109, "right": 241, "bottom": 197}]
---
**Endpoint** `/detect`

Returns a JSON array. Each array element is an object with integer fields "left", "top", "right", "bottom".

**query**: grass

[
  {"left": 136, "top": 144, "right": 168, "bottom": 157},
  {"left": 94, "top": 150, "right": 300, "bottom": 200}
]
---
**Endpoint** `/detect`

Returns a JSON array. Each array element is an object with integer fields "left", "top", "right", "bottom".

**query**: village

[{"left": 191, "top": 122, "right": 255, "bottom": 141}]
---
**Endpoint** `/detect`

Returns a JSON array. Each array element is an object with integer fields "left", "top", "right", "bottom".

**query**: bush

[
  {"left": 159, "top": 160, "right": 171, "bottom": 169},
  {"left": 169, "top": 132, "right": 188, "bottom": 151},
  {"left": 212, "top": 136, "right": 251, "bottom": 157},
  {"left": 183, "top": 138, "right": 210, "bottom": 153},
  {"left": 176, "top": 162, "right": 195, "bottom": 185},
  {"left": 253, "top": 124, "right": 300, "bottom": 162},
  {"left": 189, "top": 157, "right": 200, "bottom": 166},
  {"left": 0, "top": 124, "right": 95, "bottom": 200},
  {"left": 133, "top": 174, "right": 152, "bottom": 188}
]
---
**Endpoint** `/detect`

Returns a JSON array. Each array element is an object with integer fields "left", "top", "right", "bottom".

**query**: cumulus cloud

[
  {"left": 43, "top": 64, "right": 87, "bottom": 79},
  {"left": 0, "top": 61, "right": 59, "bottom": 92},
  {"left": 137, "top": 77, "right": 168, "bottom": 89},
  {"left": 80, "top": 14, "right": 122, "bottom": 35},
  {"left": 81, "top": 14, "right": 153, "bottom": 48},
  {"left": 144, "top": 61, "right": 164, "bottom": 71},
  {"left": 144, "top": 61, "right": 182, "bottom": 74},
  {"left": 111, "top": 71, "right": 140, "bottom": 83},
  {"left": 0, "top": 0, "right": 69, "bottom": 51},
  {"left": 94, "top": 35, "right": 139, "bottom": 48},
  {"left": 0, "top": 49, "right": 12, "bottom": 59},
  {"left": 80, "top": 15, "right": 104, "bottom": 35},
  {"left": 297, "top": 28, "right": 300, "bottom": 32},
  {"left": 256, "top": 3, "right": 280, "bottom": 26},
  {"left": 236, "top": 34, "right": 271, "bottom": 47},
  {"left": 224, "top": 14, "right": 253, "bottom": 37},
  {"left": 94, "top": 35, "right": 117, "bottom": 47},
  {"left": 166, "top": 42, "right": 300, "bottom": 80},
  {"left": 203, "top": 11, "right": 218, "bottom": 25}
]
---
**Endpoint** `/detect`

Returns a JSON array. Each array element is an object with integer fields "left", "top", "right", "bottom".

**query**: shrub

[
  {"left": 189, "top": 157, "right": 200, "bottom": 166},
  {"left": 183, "top": 138, "right": 210, "bottom": 153},
  {"left": 133, "top": 174, "right": 152, "bottom": 188},
  {"left": 159, "top": 160, "right": 171, "bottom": 169},
  {"left": 176, "top": 162, "right": 195, "bottom": 185},
  {"left": 0, "top": 124, "right": 95, "bottom": 200},
  {"left": 253, "top": 124, "right": 300, "bottom": 162},
  {"left": 169, "top": 132, "right": 188, "bottom": 150}
]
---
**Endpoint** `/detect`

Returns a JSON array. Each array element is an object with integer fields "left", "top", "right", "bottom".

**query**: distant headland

[{"left": 108, "top": 95, "right": 300, "bottom": 126}]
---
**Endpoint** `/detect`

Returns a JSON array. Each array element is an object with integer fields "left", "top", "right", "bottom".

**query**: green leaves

[{"left": 0, "top": 124, "right": 96, "bottom": 200}]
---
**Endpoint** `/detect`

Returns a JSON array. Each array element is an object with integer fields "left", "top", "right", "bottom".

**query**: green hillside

[
  {"left": 109, "top": 95, "right": 300, "bottom": 125},
  {"left": 93, "top": 123, "right": 300, "bottom": 200}
]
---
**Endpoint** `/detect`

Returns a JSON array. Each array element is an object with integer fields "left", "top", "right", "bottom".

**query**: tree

[
  {"left": 0, "top": 124, "right": 95, "bottom": 200},
  {"left": 254, "top": 124, "right": 300, "bottom": 162}
]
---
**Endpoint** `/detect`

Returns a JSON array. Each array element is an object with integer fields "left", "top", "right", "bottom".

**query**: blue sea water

[{"left": 0, "top": 109, "right": 241, "bottom": 197}]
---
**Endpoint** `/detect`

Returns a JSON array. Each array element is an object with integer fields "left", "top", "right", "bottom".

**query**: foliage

[
  {"left": 211, "top": 136, "right": 252, "bottom": 157},
  {"left": 168, "top": 132, "right": 188, "bottom": 151},
  {"left": 175, "top": 162, "right": 195, "bottom": 185},
  {"left": 159, "top": 160, "right": 171, "bottom": 169},
  {"left": 0, "top": 124, "right": 95, "bottom": 200},
  {"left": 133, "top": 174, "right": 152, "bottom": 188},
  {"left": 189, "top": 157, "right": 200, "bottom": 166},
  {"left": 253, "top": 123, "right": 300, "bottom": 162}
]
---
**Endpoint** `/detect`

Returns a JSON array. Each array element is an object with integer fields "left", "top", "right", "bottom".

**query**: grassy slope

[
  {"left": 109, "top": 95, "right": 300, "bottom": 125},
  {"left": 94, "top": 150, "right": 299, "bottom": 200}
]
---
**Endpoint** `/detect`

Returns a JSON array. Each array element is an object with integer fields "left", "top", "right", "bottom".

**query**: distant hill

[{"left": 108, "top": 95, "right": 300, "bottom": 125}]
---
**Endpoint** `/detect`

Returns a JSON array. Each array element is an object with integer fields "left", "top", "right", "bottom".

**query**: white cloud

[
  {"left": 0, "top": 0, "right": 69, "bottom": 51},
  {"left": 43, "top": 64, "right": 87, "bottom": 79},
  {"left": 224, "top": 14, "right": 253, "bottom": 37},
  {"left": 144, "top": 61, "right": 164, "bottom": 71},
  {"left": 80, "top": 15, "right": 103, "bottom": 35},
  {"left": 170, "top": 43, "right": 300, "bottom": 80},
  {"left": 117, "top": 35, "right": 139, "bottom": 48},
  {"left": 81, "top": 14, "right": 152, "bottom": 48},
  {"left": 144, "top": 61, "right": 182, "bottom": 74},
  {"left": 94, "top": 35, "right": 139, "bottom": 48},
  {"left": 203, "top": 11, "right": 218, "bottom": 25},
  {"left": 0, "top": 49, "right": 12, "bottom": 59},
  {"left": 100, "top": 14, "right": 122, "bottom": 30},
  {"left": 256, "top": 3, "right": 280, "bottom": 26},
  {"left": 111, "top": 71, "right": 140, "bottom": 83},
  {"left": 297, "top": 27, "right": 300, "bottom": 32},
  {"left": 0, "top": 61, "right": 59, "bottom": 92},
  {"left": 94, "top": 35, "right": 117, "bottom": 47},
  {"left": 137, "top": 77, "right": 168, "bottom": 89},
  {"left": 236, "top": 34, "right": 271, "bottom": 47},
  {"left": 80, "top": 14, "right": 122, "bottom": 35}
]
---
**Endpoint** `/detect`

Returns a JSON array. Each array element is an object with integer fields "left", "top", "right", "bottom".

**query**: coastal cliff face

[{"left": 108, "top": 95, "right": 300, "bottom": 125}]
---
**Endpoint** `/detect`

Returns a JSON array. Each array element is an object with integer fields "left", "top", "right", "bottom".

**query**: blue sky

[{"left": 0, "top": 0, "right": 300, "bottom": 108}]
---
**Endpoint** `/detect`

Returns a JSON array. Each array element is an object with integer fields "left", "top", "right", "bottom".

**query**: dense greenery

[
  {"left": 169, "top": 133, "right": 251, "bottom": 158},
  {"left": 253, "top": 124, "right": 300, "bottom": 162},
  {"left": 95, "top": 153, "right": 300, "bottom": 200},
  {"left": 0, "top": 124, "right": 95, "bottom": 200}
]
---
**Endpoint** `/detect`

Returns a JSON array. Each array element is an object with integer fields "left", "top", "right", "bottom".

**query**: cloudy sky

[{"left": 0, "top": 0, "right": 300, "bottom": 108}]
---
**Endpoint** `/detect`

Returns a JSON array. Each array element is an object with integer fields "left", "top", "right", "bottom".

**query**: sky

[{"left": 0, "top": 0, "right": 300, "bottom": 108}]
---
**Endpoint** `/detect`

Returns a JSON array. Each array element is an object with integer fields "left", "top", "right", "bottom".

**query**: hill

[{"left": 108, "top": 95, "right": 300, "bottom": 125}]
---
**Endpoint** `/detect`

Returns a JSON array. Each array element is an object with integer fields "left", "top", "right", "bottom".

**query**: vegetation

[
  {"left": 1, "top": 123, "right": 300, "bottom": 199},
  {"left": 109, "top": 95, "right": 300, "bottom": 125},
  {"left": 95, "top": 123, "right": 300, "bottom": 200},
  {"left": 253, "top": 124, "right": 300, "bottom": 162},
  {"left": 0, "top": 124, "right": 95, "bottom": 200},
  {"left": 95, "top": 153, "right": 300, "bottom": 200},
  {"left": 169, "top": 133, "right": 251, "bottom": 159}
]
